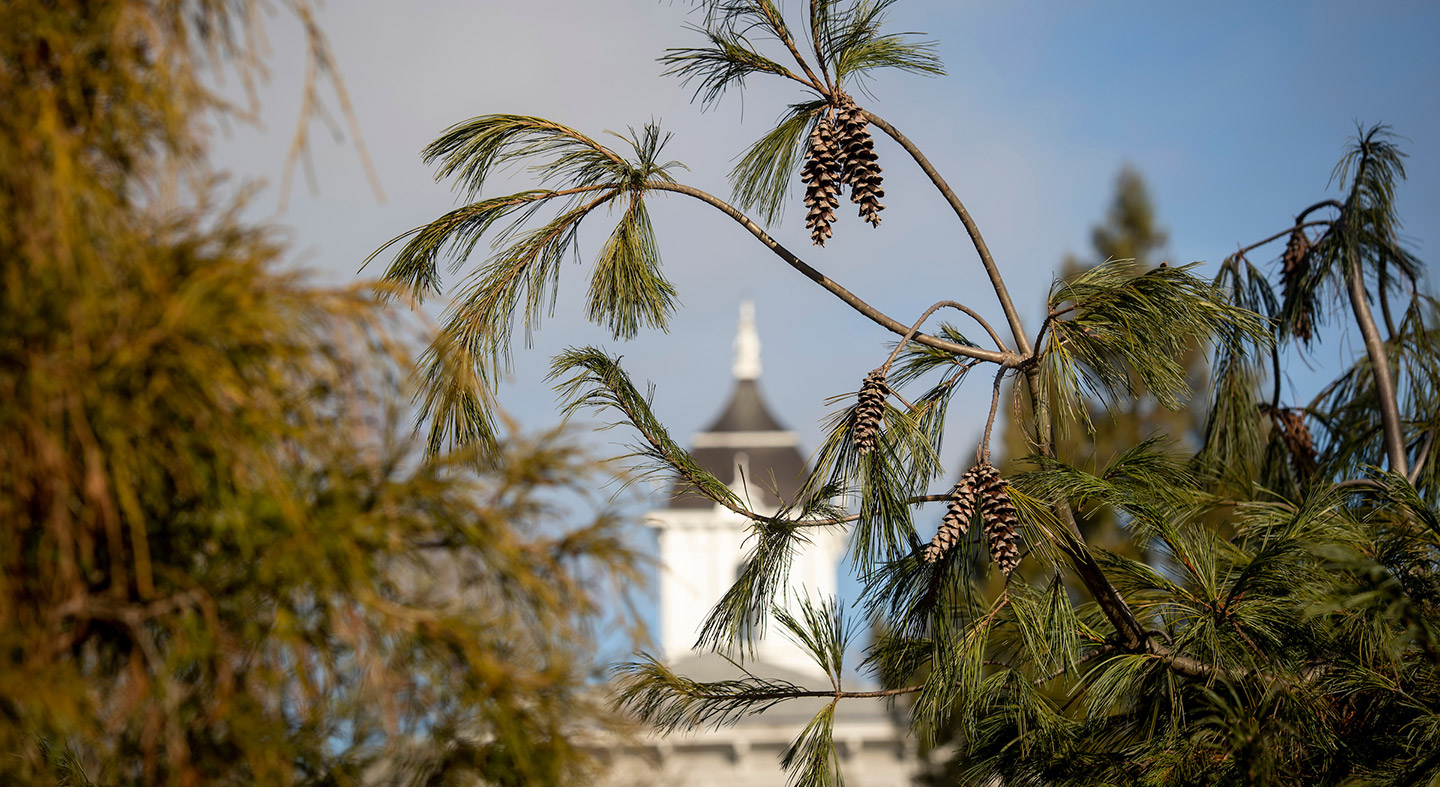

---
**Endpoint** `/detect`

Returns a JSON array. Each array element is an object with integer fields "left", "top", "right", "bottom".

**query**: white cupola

[{"left": 648, "top": 299, "right": 846, "bottom": 677}]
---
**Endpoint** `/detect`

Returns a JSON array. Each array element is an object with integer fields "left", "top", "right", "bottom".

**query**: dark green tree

[
  {"left": 380, "top": 2, "right": 1440, "bottom": 785},
  {"left": 1, "top": 2, "right": 639, "bottom": 784}
]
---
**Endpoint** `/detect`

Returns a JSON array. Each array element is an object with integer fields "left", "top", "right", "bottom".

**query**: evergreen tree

[
  {"left": 1000, "top": 167, "right": 1204, "bottom": 560},
  {"left": 1, "top": 3, "right": 639, "bottom": 784},
  {"left": 380, "top": 2, "right": 1439, "bottom": 784}
]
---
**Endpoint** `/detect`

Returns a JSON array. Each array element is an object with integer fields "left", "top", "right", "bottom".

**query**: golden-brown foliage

[{"left": 1, "top": 2, "right": 638, "bottom": 784}]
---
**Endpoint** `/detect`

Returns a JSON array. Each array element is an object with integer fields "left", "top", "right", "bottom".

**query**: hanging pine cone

[
  {"left": 853, "top": 368, "right": 888, "bottom": 454},
  {"left": 923, "top": 467, "right": 982, "bottom": 564},
  {"left": 1270, "top": 406, "right": 1318, "bottom": 480},
  {"left": 835, "top": 94, "right": 884, "bottom": 228},
  {"left": 974, "top": 463, "right": 1022, "bottom": 576},
  {"left": 801, "top": 114, "right": 842, "bottom": 246},
  {"left": 1281, "top": 225, "right": 1314, "bottom": 343}
]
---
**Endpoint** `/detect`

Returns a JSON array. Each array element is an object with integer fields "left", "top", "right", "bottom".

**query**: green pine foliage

[
  {"left": 2, "top": 3, "right": 641, "bottom": 785},
  {"left": 379, "top": 2, "right": 1440, "bottom": 785}
]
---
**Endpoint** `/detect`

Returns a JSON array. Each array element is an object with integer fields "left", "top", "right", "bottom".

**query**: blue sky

[
  {"left": 211, "top": 0, "right": 1439, "bottom": 652},
  {"left": 214, "top": 0, "right": 1438, "bottom": 449}
]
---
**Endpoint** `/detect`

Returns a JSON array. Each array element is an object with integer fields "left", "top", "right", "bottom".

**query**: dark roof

[
  {"left": 668, "top": 380, "right": 809, "bottom": 510},
  {"left": 703, "top": 379, "right": 786, "bottom": 433}
]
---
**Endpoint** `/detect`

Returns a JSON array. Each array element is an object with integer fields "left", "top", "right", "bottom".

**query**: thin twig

[
  {"left": 979, "top": 365, "right": 1007, "bottom": 464},
  {"left": 1033, "top": 644, "right": 1116, "bottom": 686},
  {"left": 807, "top": 0, "right": 834, "bottom": 95},
  {"left": 1297, "top": 199, "right": 1344, "bottom": 222},
  {"left": 757, "top": 1, "right": 828, "bottom": 95},
  {"left": 1227, "top": 219, "right": 1334, "bottom": 261},
  {"left": 1331, "top": 478, "right": 1385, "bottom": 494},
  {"left": 879, "top": 300, "right": 1010, "bottom": 375}
]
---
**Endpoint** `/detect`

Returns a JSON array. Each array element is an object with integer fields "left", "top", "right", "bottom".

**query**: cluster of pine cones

[
  {"left": 852, "top": 368, "right": 888, "bottom": 454},
  {"left": 1281, "top": 224, "right": 1314, "bottom": 343},
  {"left": 801, "top": 94, "right": 884, "bottom": 246},
  {"left": 922, "top": 462, "right": 1023, "bottom": 576}
]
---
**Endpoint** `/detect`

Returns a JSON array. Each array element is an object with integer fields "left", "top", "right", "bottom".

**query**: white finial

[{"left": 732, "top": 298, "right": 762, "bottom": 380}]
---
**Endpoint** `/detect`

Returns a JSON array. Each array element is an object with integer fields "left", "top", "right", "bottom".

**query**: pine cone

[
  {"left": 853, "top": 369, "right": 888, "bottom": 455},
  {"left": 923, "top": 467, "right": 981, "bottom": 564},
  {"left": 974, "top": 463, "right": 1022, "bottom": 576},
  {"left": 1272, "top": 406, "right": 1318, "bottom": 480},
  {"left": 835, "top": 95, "right": 884, "bottom": 228},
  {"left": 801, "top": 115, "right": 842, "bottom": 246},
  {"left": 1281, "top": 226, "right": 1314, "bottom": 343}
]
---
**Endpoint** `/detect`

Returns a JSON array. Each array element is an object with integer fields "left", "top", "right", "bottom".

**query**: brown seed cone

[
  {"left": 1281, "top": 226, "right": 1314, "bottom": 343},
  {"left": 923, "top": 468, "right": 982, "bottom": 564},
  {"left": 1271, "top": 406, "right": 1318, "bottom": 479},
  {"left": 835, "top": 95, "right": 884, "bottom": 227},
  {"left": 801, "top": 116, "right": 842, "bottom": 246},
  {"left": 974, "top": 463, "right": 1022, "bottom": 576},
  {"left": 853, "top": 368, "right": 888, "bottom": 455}
]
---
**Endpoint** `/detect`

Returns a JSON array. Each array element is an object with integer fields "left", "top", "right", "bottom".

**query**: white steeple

[
  {"left": 647, "top": 298, "right": 847, "bottom": 679},
  {"left": 731, "top": 297, "right": 762, "bottom": 380}
]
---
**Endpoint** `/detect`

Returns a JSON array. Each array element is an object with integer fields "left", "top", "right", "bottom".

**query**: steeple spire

[{"left": 732, "top": 297, "right": 762, "bottom": 380}]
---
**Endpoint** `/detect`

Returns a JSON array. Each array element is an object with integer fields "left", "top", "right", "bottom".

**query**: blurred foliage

[{"left": 1, "top": 2, "right": 640, "bottom": 784}]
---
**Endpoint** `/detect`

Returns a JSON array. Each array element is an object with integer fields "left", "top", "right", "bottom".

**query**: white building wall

[{"left": 650, "top": 498, "right": 847, "bottom": 678}]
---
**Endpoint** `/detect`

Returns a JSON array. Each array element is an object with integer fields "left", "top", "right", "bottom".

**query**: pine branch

[
  {"left": 645, "top": 180, "right": 1016, "bottom": 365},
  {"left": 878, "top": 300, "right": 1011, "bottom": 373},
  {"left": 860, "top": 110, "right": 1030, "bottom": 355},
  {"left": 754, "top": 0, "right": 829, "bottom": 94}
]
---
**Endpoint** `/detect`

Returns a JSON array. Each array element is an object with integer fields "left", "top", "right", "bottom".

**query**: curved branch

[
  {"left": 1348, "top": 252, "right": 1409, "bottom": 476},
  {"left": 980, "top": 366, "right": 1007, "bottom": 464},
  {"left": 1297, "top": 199, "right": 1344, "bottom": 222},
  {"left": 646, "top": 180, "right": 1016, "bottom": 365},
  {"left": 861, "top": 110, "right": 1031, "bottom": 356},
  {"left": 1227, "top": 219, "right": 1334, "bottom": 262},
  {"left": 878, "top": 300, "right": 1009, "bottom": 374}
]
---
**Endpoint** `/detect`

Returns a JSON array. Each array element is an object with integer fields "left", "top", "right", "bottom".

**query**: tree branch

[
  {"left": 861, "top": 110, "right": 1031, "bottom": 356},
  {"left": 1409, "top": 430, "right": 1435, "bottom": 485},
  {"left": 1021, "top": 367, "right": 1151, "bottom": 652},
  {"left": 878, "top": 300, "right": 1010, "bottom": 375},
  {"left": 646, "top": 181, "right": 1017, "bottom": 365},
  {"left": 1033, "top": 644, "right": 1115, "bottom": 686},
  {"left": 1347, "top": 251, "right": 1409, "bottom": 476},
  {"left": 980, "top": 365, "right": 1006, "bottom": 464},
  {"left": 1226, "top": 219, "right": 1334, "bottom": 262},
  {"left": 807, "top": 0, "right": 834, "bottom": 95},
  {"left": 757, "top": 0, "right": 828, "bottom": 95}
]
